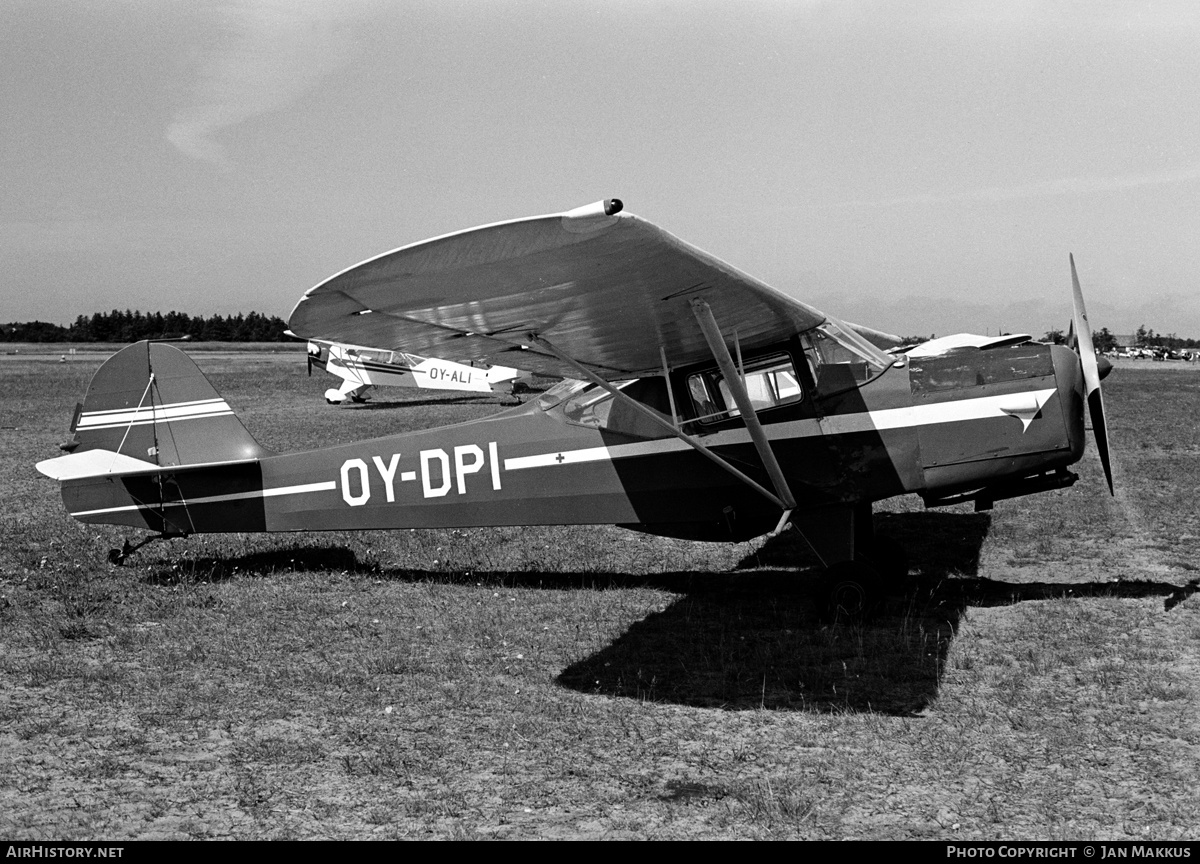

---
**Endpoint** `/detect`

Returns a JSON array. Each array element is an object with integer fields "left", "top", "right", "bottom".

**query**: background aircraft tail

[{"left": 55, "top": 341, "right": 268, "bottom": 469}]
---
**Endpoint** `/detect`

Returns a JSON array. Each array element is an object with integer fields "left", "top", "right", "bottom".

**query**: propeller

[
  {"left": 1070, "top": 254, "right": 1114, "bottom": 494},
  {"left": 1065, "top": 317, "right": 1113, "bottom": 381}
]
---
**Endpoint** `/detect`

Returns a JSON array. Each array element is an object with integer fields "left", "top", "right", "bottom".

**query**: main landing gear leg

[
  {"left": 794, "top": 504, "right": 910, "bottom": 623},
  {"left": 852, "top": 502, "right": 911, "bottom": 585}
]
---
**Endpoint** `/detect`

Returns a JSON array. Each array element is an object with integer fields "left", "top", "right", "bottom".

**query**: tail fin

[
  {"left": 47, "top": 341, "right": 267, "bottom": 473},
  {"left": 36, "top": 342, "right": 272, "bottom": 536}
]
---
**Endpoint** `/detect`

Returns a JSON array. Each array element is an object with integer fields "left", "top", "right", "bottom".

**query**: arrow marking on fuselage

[{"left": 995, "top": 390, "right": 1055, "bottom": 432}]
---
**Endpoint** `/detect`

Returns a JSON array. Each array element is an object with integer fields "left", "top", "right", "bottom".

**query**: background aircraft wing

[{"left": 288, "top": 200, "right": 847, "bottom": 380}]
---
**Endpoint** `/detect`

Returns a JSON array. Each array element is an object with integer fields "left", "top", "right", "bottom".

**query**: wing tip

[{"left": 563, "top": 198, "right": 623, "bottom": 219}]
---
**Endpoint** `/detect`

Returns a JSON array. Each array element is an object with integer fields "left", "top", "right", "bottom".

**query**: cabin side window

[{"left": 686, "top": 354, "right": 803, "bottom": 422}]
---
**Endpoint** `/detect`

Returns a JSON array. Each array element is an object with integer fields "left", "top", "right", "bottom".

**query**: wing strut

[
  {"left": 659, "top": 345, "right": 679, "bottom": 431},
  {"left": 527, "top": 336, "right": 789, "bottom": 512},
  {"left": 691, "top": 299, "right": 798, "bottom": 522}
]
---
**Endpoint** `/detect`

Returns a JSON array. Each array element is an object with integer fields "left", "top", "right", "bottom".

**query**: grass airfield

[{"left": 1, "top": 346, "right": 1198, "bottom": 840}]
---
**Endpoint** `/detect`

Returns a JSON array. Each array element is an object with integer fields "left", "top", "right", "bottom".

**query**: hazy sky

[{"left": 4, "top": 0, "right": 1199, "bottom": 338}]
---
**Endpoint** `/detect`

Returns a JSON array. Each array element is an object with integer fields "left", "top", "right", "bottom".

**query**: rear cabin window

[
  {"left": 555, "top": 378, "right": 675, "bottom": 438},
  {"left": 687, "top": 354, "right": 803, "bottom": 422}
]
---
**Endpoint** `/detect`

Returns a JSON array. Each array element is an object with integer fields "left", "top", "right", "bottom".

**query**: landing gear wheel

[
  {"left": 820, "top": 561, "right": 882, "bottom": 624},
  {"left": 862, "top": 534, "right": 910, "bottom": 587}
]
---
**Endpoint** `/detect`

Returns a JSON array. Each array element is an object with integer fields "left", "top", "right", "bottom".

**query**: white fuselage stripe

[
  {"left": 502, "top": 389, "right": 1058, "bottom": 471},
  {"left": 70, "top": 480, "right": 337, "bottom": 517},
  {"left": 69, "top": 388, "right": 1058, "bottom": 514},
  {"left": 505, "top": 447, "right": 615, "bottom": 470}
]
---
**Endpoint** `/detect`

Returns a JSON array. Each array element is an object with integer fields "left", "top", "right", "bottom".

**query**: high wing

[{"left": 289, "top": 199, "right": 858, "bottom": 381}]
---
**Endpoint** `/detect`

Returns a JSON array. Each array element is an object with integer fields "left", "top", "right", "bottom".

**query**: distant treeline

[
  {"left": 7, "top": 312, "right": 1197, "bottom": 350},
  {"left": 1, "top": 310, "right": 289, "bottom": 343}
]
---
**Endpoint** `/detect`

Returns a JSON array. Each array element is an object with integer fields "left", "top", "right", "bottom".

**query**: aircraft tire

[
  {"left": 819, "top": 561, "right": 882, "bottom": 624},
  {"left": 863, "top": 534, "right": 910, "bottom": 588}
]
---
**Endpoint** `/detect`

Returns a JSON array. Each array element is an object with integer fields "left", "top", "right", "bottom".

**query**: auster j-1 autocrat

[
  {"left": 300, "top": 336, "right": 525, "bottom": 404},
  {"left": 36, "top": 199, "right": 1114, "bottom": 615}
]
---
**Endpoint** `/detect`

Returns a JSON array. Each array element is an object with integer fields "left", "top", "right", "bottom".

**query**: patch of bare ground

[{"left": 1, "top": 353, "right": 1197, "bottom": 839}]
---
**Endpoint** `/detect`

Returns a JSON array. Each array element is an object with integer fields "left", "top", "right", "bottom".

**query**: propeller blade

[
  {"left": 1070, "top": 254, "right": 1114, "bottom": 494},
  {"left": 307, "top": 354, "right": 313, "bottom": 376}
]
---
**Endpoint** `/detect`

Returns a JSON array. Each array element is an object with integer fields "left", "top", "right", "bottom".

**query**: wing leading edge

[{"left": 289, "top": 200, "right": 842, "bottom": 380}]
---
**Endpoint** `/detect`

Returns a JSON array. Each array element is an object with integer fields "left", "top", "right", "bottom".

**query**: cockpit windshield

[{"left": 800, "top": 318, "right": 894, "bottom": 397}]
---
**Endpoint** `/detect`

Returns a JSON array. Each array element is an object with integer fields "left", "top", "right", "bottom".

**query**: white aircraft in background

[{"left": 305, "top": 338, "right": 525, "bottom": 404}]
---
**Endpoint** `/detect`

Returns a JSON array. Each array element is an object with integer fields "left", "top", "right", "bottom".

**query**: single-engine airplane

[
  {"left": 36, "top": 199, "right": 1114, "bottom": 616},
  {"left": 301, "top": 337, "right": 525, "bottom": 404}
]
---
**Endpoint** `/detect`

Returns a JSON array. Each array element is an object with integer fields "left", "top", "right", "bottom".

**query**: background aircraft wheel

[{"left": 820, "top": 561, "right": 881, "bottom": 624}]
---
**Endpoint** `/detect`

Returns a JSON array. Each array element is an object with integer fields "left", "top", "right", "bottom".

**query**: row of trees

[
  {"left": 1, "top": 310, "right": 290, "bottom": 343},
  {"left": 1128, "top": 325, "right": 1199, "bottom": 350}
]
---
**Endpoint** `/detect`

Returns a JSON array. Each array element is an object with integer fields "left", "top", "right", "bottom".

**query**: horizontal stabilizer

[
  {"left": 36, "top": 449, "right": 160, "bottom": 481},
  {"left": 37, "top": 449, "right": 260, "bottom": 481}
]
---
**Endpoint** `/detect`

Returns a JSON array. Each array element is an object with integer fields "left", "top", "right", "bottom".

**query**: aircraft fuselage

[{"left": 58, "top": 341, "right": 1086, "bottom": 555}]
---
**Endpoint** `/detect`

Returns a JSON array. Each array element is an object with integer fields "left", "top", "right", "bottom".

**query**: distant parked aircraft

[{"left": 303, "top": 338, "right": 524, "bottom": 404}]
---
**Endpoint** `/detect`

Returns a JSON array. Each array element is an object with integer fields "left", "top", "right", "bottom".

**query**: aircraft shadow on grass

[{"left": 137, "top": 510, "right": 1198, "bottom": 716}]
